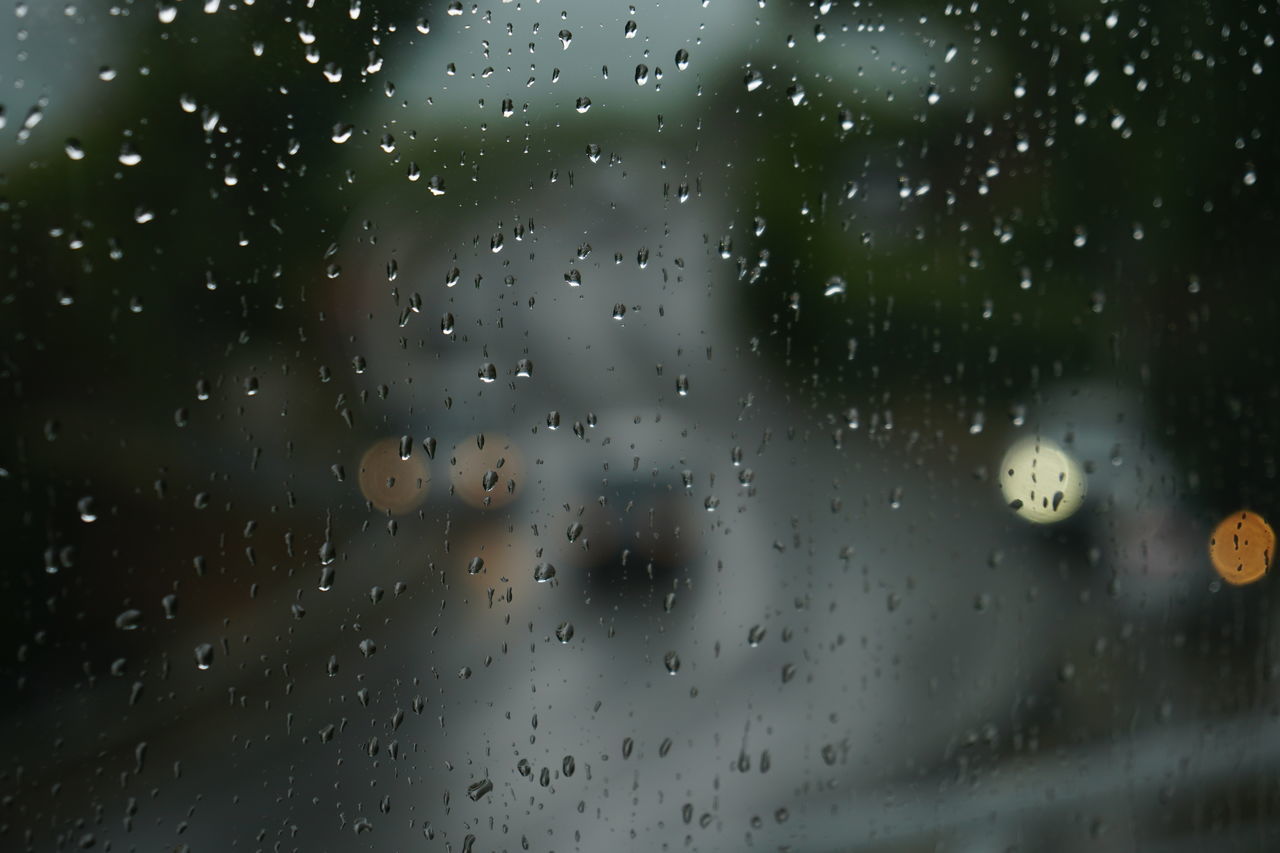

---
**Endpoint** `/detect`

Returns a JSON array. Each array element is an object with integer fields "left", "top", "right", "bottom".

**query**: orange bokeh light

[
  {"left": 358, "top": 437, "right": 431, "bottom": 514},
  {"left": 1209, "top": 510, "right": 1274, "bottom": 586}
]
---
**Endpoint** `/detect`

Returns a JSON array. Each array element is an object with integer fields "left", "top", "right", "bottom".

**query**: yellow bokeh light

[
  {"left": 998, "top": 436, "right": 1087, "bottom": 524},
  {"left": 1209, "top": 510, "right": 1274, "bottom": 586}
]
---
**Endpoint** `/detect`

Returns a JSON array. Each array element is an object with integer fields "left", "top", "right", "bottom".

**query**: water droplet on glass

[
  {"left": 675, "top": 49, "right": 690, "bottom": 70},
  {"left": 115, "top": 609, "right": 142, "bottom": 631},
  {"left": 477, "top": 362, "right": 497, "bottom": 383},
  {"left": 194, "top": 643, "right": 214, "bottom": 670},
  {"left": 555, "top": 621, "right": 575, "bottom": 643},
  {"left": 664, "top": 651, "right": 681, "bottom": 674},
  {"left": 466, "top": 778, "right": 493, "bottom": 802},
  {"left": 117, "top": 144, "right": 142, "bottom": 166}
]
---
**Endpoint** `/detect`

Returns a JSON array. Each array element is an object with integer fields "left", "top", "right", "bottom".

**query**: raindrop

[
  {"left": 555, "top": 621, "right": 575, "bottom": 643},
  {"left": 194, "top": 643, "right": 214, "bottom": 670},
  {"left": 117, "top": 144, "right": 142, "bottom": 166},
  {"left": 675, "top": 49, "right": 690, "bottom": 70},
  {"left": 663, "top": 651, "right": 681, "bottom": 674},
  {"left": 115, "top": 609, "right": 142, "bottom": 631}
]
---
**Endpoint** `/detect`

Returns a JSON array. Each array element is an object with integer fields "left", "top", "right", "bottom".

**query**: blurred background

[{"left": 2, "top": 1, "right": 1279, "bottom": 851}]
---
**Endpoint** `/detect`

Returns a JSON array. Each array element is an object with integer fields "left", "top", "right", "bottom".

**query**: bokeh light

[
  {"left": 998, "top": 436, "right": 1087, "bottom": 524},
  {"left": 450, "top": 434, "right": 524, "bottom": 509},
  {"left": 1209, "top": 510, "right": 1274, "bottom": 586},
  {"left": 357, "top": 437, "right": 431, "bottom": 514}
]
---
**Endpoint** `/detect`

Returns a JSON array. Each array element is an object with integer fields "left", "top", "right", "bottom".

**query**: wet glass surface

[{"left": 2, "top": 3, "right": 1279, "bottom": 851}]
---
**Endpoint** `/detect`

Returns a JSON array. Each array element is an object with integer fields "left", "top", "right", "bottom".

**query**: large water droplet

[{"left": 664, "top": 651, "right": 681, "bottom": 674}]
